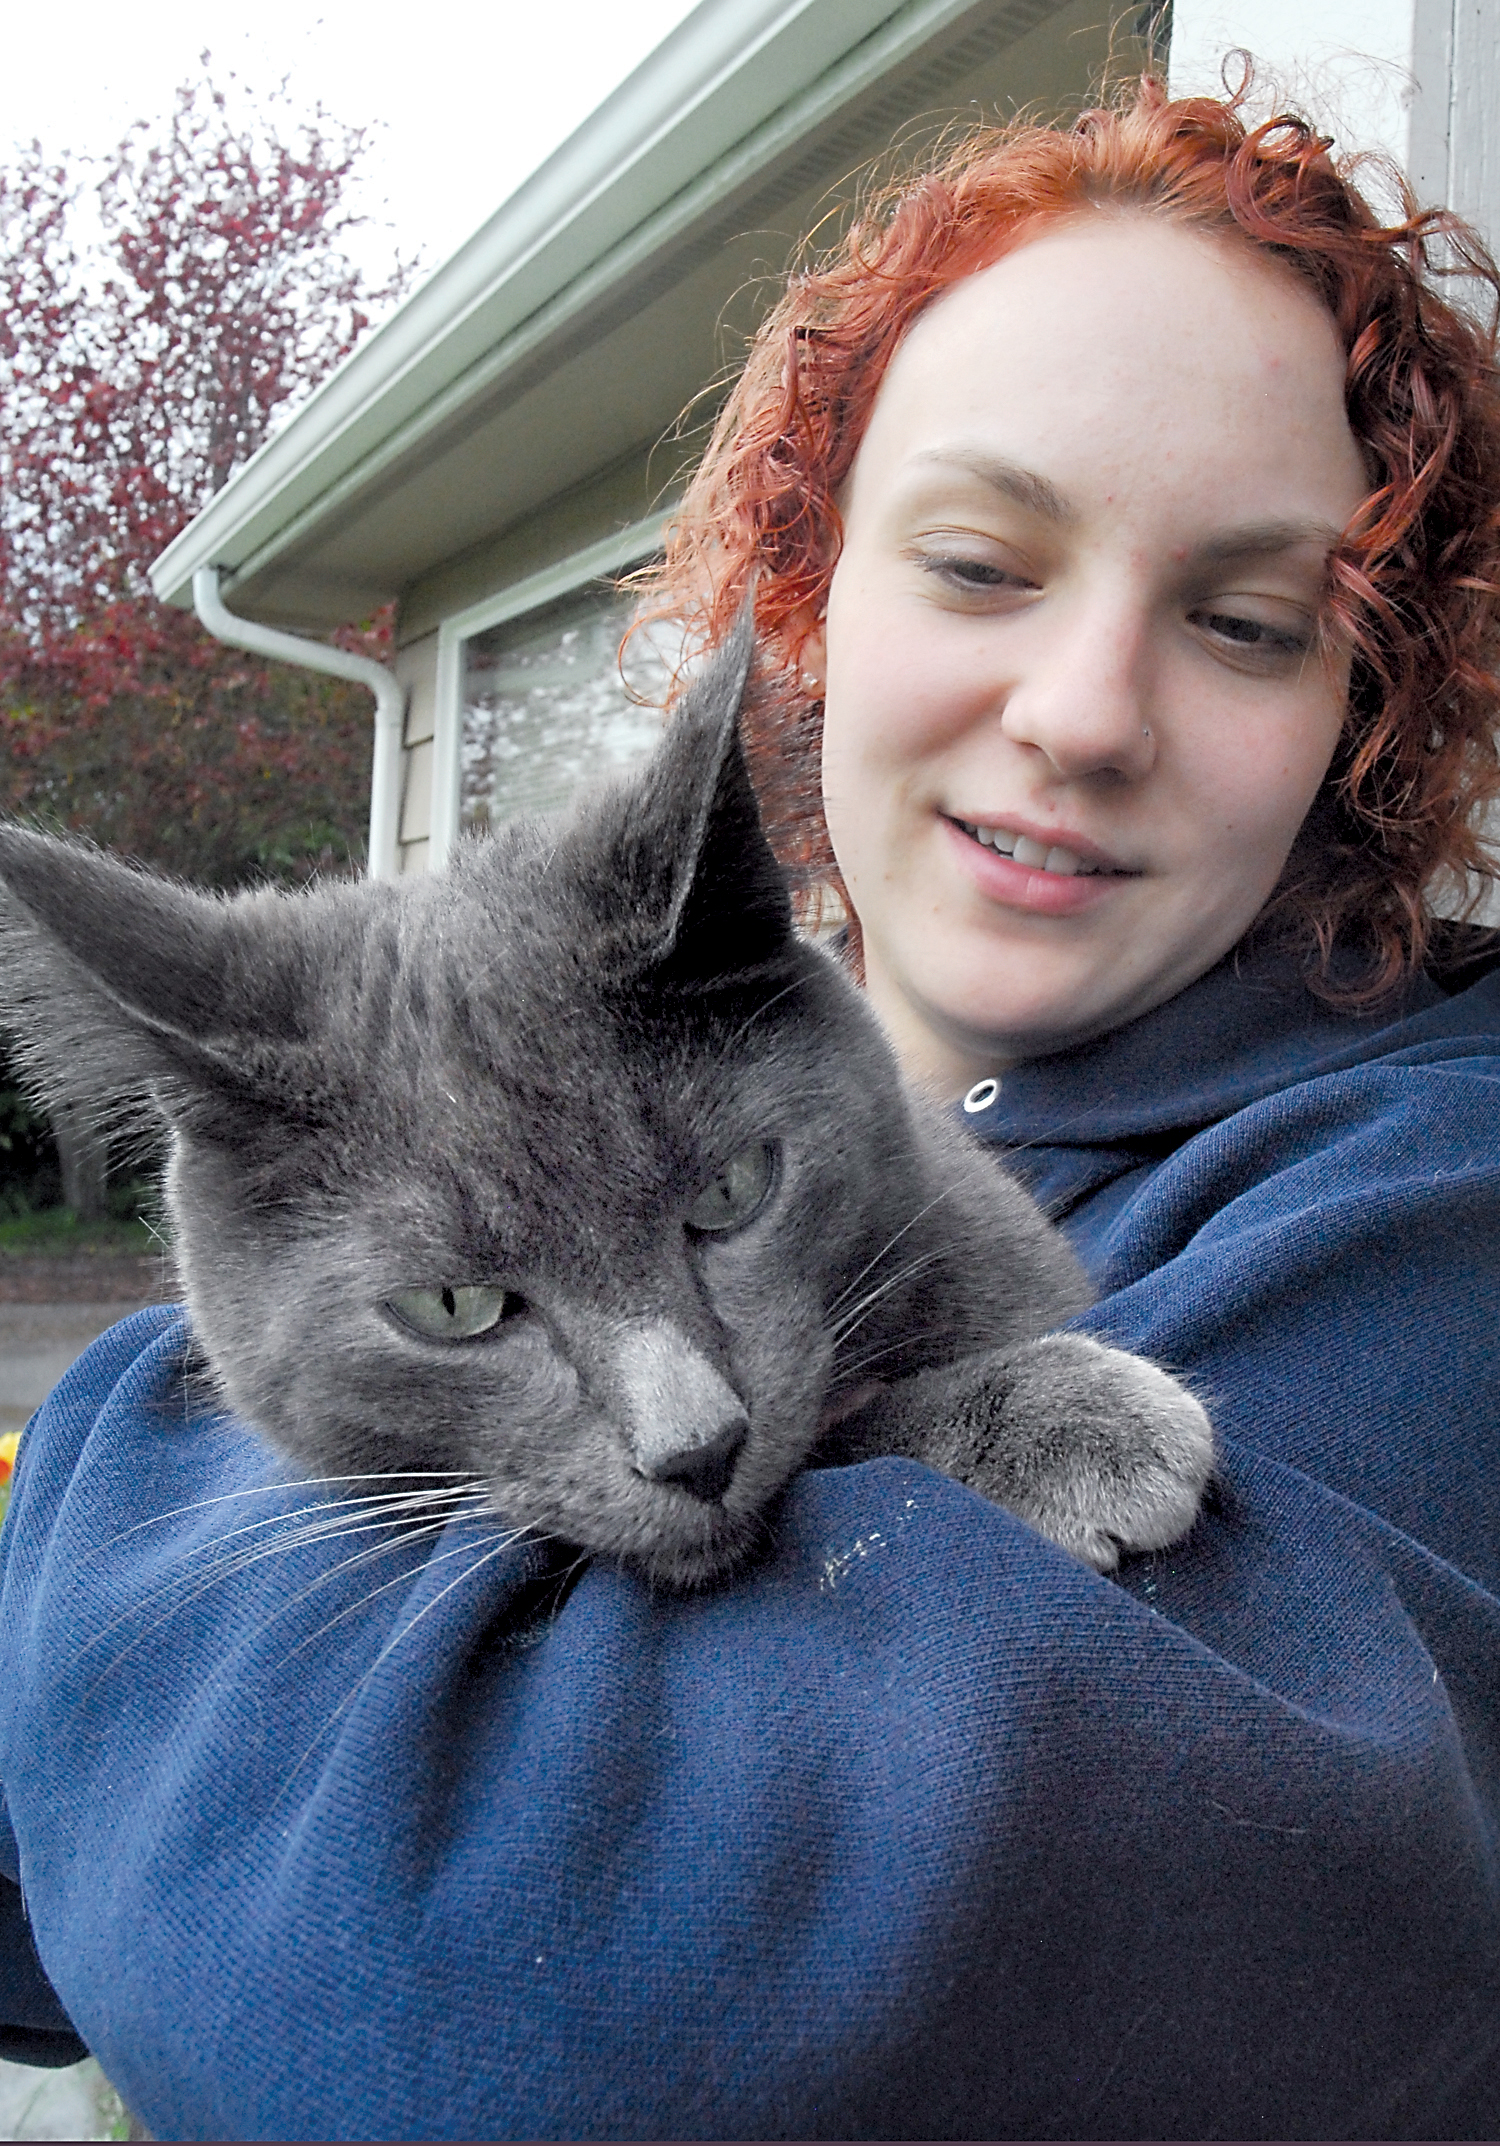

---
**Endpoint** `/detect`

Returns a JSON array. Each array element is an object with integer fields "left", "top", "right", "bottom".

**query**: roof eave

[{"left": 149, "top": 0, "right": 978, "bottom": 619}]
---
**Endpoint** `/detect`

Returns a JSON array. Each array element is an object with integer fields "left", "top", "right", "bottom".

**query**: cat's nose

[
  {"left": 615, "top": 1317, "right": 750, "bottom": 1503},
  {"left": 640, "top": 1416, "right": 748, "bottom": 1503}
]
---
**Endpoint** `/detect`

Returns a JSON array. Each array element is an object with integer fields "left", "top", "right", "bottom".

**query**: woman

[{"left": 4, "top": 79, "right": 1499, "bottom": 2140}]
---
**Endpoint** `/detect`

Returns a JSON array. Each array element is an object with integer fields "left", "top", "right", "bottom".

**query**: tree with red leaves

[
  {"left": 0, "top": 70, "right": 412, "bottom": 889},
  {"left": 0, "top": 71, "right": 413, "bottom": 1216}
]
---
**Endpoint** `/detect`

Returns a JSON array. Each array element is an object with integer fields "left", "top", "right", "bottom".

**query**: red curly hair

[{"left": 635, "top": 74, "right": 1500, "bottom": 1001}]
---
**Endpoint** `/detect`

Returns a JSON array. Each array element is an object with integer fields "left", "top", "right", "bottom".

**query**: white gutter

[{"left": 192, "top": 567, "right": 404, "bottom": 881}]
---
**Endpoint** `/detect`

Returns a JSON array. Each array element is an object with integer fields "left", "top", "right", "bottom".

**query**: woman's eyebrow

[
  {"left": 908, "top": 448, "right": 1077, "bottom": 525},
  {"left": 1186, "top": 520, "right": 1344, "bottom": 570},
  {"left": 907, "top": 452, "right": 1342, "bottom": 567}
]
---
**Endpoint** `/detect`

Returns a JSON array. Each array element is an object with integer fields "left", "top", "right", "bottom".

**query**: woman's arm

[{"left": 2, "top": 1255, "right": 1496, "bottom": 2141}]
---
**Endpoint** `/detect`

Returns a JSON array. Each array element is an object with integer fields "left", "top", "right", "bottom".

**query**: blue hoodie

[{"left": 2, "top": 945, "right": 1498, "bottom": 2142}]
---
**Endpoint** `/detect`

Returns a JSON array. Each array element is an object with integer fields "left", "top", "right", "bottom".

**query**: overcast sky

[{"left": 3, "top": 0, "right": 705, "bottom": 290}]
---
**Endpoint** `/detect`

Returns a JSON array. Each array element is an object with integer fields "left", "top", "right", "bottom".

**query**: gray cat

[{"left": 0, "top": 621, "right": 1212, "bottom": 1587}]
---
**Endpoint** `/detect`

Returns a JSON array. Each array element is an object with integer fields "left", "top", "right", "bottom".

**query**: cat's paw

[
  {"left": 990, "top": 1333, "right": 1214, "bottom": 1570},
  {"left": 824, "top": 1332, "right": 1215, "bottom": 1571}
]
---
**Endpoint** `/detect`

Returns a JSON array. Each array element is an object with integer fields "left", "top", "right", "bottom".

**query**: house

[{"left": 149, "top": 0, "right": 1499, "bottom": 880}]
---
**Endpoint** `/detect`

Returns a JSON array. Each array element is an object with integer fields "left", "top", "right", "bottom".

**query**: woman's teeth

[{"left": 957, "top": 820, "right": 1102, "bottom": 876}]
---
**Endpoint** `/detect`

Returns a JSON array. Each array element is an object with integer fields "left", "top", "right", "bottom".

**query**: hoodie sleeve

[
  {"left": 0, "top": 1872, "right": 88, "bottom": 2068},
  {"left": 1, "top": 1094, "right": 1498, "bottom": 2146}
]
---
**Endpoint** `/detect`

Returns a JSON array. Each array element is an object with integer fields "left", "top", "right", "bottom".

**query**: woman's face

[{"left": 813, "top": 216, "right": 1370, "bottom": 1093}]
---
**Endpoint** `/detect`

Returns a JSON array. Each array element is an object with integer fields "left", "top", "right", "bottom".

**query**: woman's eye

[
  {"left": 920, "top": 552, "right": 1031, "bottom": 595},
  {"left": 685, "top": 1142, "right": 777, "bottom": 1234},
  {"left": 384, "top": 1285, "right": 521, "bottom": 1342},
  {"left": 1193, "top": 607, "right": 1313, "bottom": 660}
]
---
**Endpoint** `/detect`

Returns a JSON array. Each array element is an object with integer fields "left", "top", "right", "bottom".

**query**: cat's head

[{"left": 0, "top": 621, "right": 929, "bottom": 1584}]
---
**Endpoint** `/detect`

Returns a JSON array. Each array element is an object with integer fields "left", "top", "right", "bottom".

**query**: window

[
  {"left": 428, "top": 513, "right": 677, "bottom": 867},
  {"left": 459, "top": 578, "right": 672, "bottom": 833}
]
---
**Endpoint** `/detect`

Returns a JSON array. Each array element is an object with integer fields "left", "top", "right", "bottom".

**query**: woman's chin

[{"left": 881, "top": 954, "right": 1182, "bottom": 1080}]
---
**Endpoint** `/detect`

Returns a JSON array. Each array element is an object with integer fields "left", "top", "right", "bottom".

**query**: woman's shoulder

[{"left": 1110, "top": 942, "right": 1500, "bottom": 1256}]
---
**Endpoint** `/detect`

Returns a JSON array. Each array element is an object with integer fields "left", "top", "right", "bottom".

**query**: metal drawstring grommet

[{"left": 962, "top": 1077, "right": 1000, "bottom": 1114}]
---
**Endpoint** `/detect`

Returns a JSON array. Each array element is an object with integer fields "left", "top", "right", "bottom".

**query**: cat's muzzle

[{"left": 614, "top": 1317, "right": 752, "bottom": 1506}]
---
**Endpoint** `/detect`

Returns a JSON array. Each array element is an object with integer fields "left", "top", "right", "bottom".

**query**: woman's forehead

[
  {"left": 890, "top": 217, "right": 1340, "bottom": 404},
  {"left": 911, "top": 210, "right": 1331, "bottom": 337},
  {"left": 854, "top": 216, "right": 1367, "bottom": 529}
]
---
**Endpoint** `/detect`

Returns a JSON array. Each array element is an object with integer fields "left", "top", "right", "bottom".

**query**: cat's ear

[
  {"left": 602, "top": 601, "right": 793, "bottom": 984},
  {"left": 0, "top": 827, "right": 307, "bottom": 1136}
]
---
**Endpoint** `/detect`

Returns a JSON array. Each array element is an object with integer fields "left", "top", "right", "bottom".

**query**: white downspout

[{"left": 192, "top": 565, "right": 405, "bottom": 881}]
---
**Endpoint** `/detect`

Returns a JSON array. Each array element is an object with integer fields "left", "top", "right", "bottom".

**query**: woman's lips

[{"left": 942, "top": 814, "right": 1138, "bottom": 915}]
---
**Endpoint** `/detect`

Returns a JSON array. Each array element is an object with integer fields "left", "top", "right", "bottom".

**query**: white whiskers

[
  {"left": 832, "top": 1328, "right": 957, "bottom": 1384},
  {"left": 268, "top": 1521, "right": 545, "bottom": 1811},
  {"left": 79, "top": 1473, "right": 498, "bottom": 1693},
  {"left": 824, "top": 1181, "right": 969, "bottom": 1375},
  {"left": 89, "top": 1471, "right": 489, "bottom": 1556},
  {"left": 270, "top": 1517, "right": 529, "bottom": 1670},
  {"left": 825, "top": 1183, "right": 961, "bottom": 1321},
  {"left": 828, "top": 1249, "right": 948, "bottom": 1354}
]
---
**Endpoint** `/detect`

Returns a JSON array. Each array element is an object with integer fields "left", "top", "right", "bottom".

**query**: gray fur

[{"left": 0, "top": 620, "right": 1212, "bottom": 1585}]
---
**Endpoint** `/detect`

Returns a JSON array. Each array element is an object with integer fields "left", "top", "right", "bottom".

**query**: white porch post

[{"left": 1168, "top": 0, "right": 1500, "bottom": 248}]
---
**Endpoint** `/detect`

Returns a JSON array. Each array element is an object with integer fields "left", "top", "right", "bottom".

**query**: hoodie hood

[{"left": 961, "top": 934, "right": 1500, "bottom": 1234}]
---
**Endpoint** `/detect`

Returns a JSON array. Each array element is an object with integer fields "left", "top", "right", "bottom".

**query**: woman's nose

[{"left": 998, "top": 593, "right": 1157, "bottom": 782}]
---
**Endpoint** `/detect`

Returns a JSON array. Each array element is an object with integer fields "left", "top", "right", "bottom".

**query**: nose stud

[{"left": 1142, "top": 725, "right": 1152, "bottom": 739}]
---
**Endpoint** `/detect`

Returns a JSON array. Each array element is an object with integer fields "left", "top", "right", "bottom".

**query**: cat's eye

[
  {"left": 383, "top": 1284, "right": 520, "bottom": 1342},
  {"left": 685, "top": 1142, "right": 777, "bottom": 1234}
]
